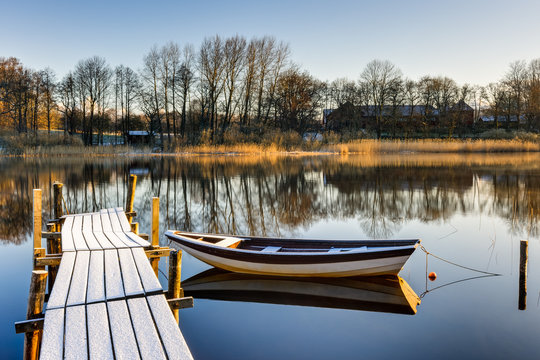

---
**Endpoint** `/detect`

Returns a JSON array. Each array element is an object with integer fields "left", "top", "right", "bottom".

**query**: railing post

[{"left": 151, "top": 197, "right": 160, "bottom": 276}]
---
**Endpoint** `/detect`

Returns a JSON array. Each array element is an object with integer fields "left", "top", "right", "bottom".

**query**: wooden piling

[
  {"left": 23, "top": 270, "right": 48, "bottom": 360},
  {"left": 151, "top": 197, "right": 160, "bottom": 276},
  {"left": 519, "top": 240, "right": 528, "bottom": 310},
  {"left": 48, "top": 182, "right": 64, "bottom": 290},
  {"left": 168, "top": 250, "right": 183, "bottom": 322},
  {"left": 126, "top": 174, "right": 137, "bottom": 223},
  {"left": 33, "top": 190, "right": 45, "bottom": 270},
  {"left": 168, "top": 250, "right": 183, "bottom": 299},
  {"left": 52, "top": 182, "right": 63, "bottom": 223}
]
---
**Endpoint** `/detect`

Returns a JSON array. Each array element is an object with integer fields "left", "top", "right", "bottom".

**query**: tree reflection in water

[{"left": 0, "top": 154, "right": 539, "bottom": 245}]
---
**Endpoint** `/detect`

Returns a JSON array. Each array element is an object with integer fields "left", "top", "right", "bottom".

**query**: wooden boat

[
  {"left": 182, "top": 268, "right": 421, "bottom": 315},
  {"left": 165, "top": 230, "right": 421, "bottom": 277}
]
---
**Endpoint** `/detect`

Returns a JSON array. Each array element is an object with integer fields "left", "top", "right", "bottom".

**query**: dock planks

[{"left": 41, "top": 208, "right": 192, "bottom": 359}]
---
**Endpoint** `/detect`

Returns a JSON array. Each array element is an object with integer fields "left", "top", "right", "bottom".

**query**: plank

[
  {"left": 61, "top": 216, "right": 75, "bottom": 252},
  {"left": 115, "top": 207, "right": 132, "bottom": 232},
  {"left": 127, "top": 297, "right": 167, "bottom": 359},
  {"left": 39, "top": 308, "right": 64, "bottom": 360},
  {"left": 104, "top": 249, "right": 125, "bottom": 300},
  {"left": 100, "top": 210, "right": 114, "bottom": 233},
  {"left": 87, "top": 251, "right": 105, "bottom": 303},
  {"left": 147, "top": 295, "right": 193, "bottom": 360},
  {"left": 64, "top": 305, "right": 87, "bottom": 360},
  {"left": 71, "top": 215, "right": 89, "bottom": 250},
  {"left": 66, "top": 250, "right": 90, "bottom": 306},
  {"left": 131, "top": 247, "right": 162, "bottom": 293},
  {"left": 118, "top": 248, "right": 144, "bottom": 297},
  {"left": 82, "top": 215, "right": 102, "bottom": 250},
  {"left": 87, "top": 302, "right": 114, "bottom": 359},
  {"left": 108, "top": 208, "right": 124, "bottom": 233},
  {"left": 125, "top": 231, "right": 151, "bottom": 247},
  {"left": 107, "top": 300, "right": 141, "bottom": 360},
  {"left": 106, "top": 230, "right": 138, "bottom": 248},
  {"left": 47, "top": 251, "right": 76, "bottom": 309}
]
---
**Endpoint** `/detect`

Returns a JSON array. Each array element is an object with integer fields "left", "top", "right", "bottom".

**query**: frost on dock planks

[{"left": 24, "top": 183, "right": 193, "bottom": 360}]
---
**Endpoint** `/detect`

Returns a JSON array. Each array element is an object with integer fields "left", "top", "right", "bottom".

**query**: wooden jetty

[{"left": 16, "top": 178, "right": 193, "bottom": 359}]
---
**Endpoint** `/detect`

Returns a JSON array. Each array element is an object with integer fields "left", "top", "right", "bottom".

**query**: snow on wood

[
  {"left": 87, "top": 302, "right": 114, "bottom": 359},
  {"left": 147, "top": 295, "right": 194, "bottom": 360},
  {"left": 131, "top": 247, "right": 162, "bottom": 293},
  {"left": 66, "top": 250, "right": 90, "bottom": 306},
  {"left": 61, "top": 216, "right": 75, "bottom": 251},
  {"left": 39, "top": 308, "right": 64, "bottom": 360},
  {"left": 118, "top": 248, "right": 144, "bottom": 296},
  {"left": 64, "top": 305, "right": 87, "bottom": 359},
  {"left": 71, "top": 215, "right": 89, "bottom": 251},
  {"left": 87, "top": 251, "right": 105, "bottom": 303},
  {"left": 47, "top": 251, "right": 76, "bottom": 309},
  {"left": 82, "top": 215, "right": 102, "bottom": 250},
  {"left": 107, "top": 300, "right": 141, "bottom": 360},
  {"left": 127, "top": 297, "right": 167, "bottom": 359},
  {"left": 104, "top": 249, "right": 125, "bottom": 300}
]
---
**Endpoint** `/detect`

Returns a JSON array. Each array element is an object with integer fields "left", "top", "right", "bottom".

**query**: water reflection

[
  {"left": 0, "top": 154, "right": 539, "bottom": 245},
  {"left": 183, "top": 269, "right": 421, "bottom": 315}
]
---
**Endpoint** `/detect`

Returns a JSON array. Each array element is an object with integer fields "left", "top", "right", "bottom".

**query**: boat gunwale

[{"left": 165, "top": 230, "right": 420, "bottom": 264}]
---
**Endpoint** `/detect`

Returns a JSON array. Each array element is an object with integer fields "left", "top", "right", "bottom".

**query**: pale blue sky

[{"left": 1, "top": 0, "right": 539, "bottom": 85}]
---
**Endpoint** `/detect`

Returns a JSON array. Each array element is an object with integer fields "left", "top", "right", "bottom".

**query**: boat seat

[
  {"left": 261, "top": 246, "right": 282, "bottom": 253},
  {"left": 214, "top": 237, "right": 242, "bottom": 248},
  {"left": 328, "top": 248, "right": 343, "bottom": 253}
]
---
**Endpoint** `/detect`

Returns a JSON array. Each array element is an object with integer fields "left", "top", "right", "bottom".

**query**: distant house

[
  {"left": 325, "top": 103, "right": 438, "bottom": 131},
  {"left": 478, "top": 115, "right": 525, "bottom": 123},
  {"left": 126, "top": 130, "right": 151, "bottom": 145}
]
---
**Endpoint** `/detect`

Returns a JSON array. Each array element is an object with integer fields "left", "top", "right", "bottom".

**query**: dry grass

[{"left": 324, "top": 139, "right": 540, "bottom": 154}]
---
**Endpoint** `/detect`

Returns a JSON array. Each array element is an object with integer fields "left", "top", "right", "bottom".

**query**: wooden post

[
  {"left": 126, "top": 174, "right": 137, "bottom": 223},
  {"left": 519, "top": 240, "right": 528, "bottom": 310},
  {"left": 151, "top": 197, "right": 160, "bottom": 276},
  {"left": 33, "top": 190, "right": 45, "bottom": 270},
  {"left": 52, "top": 182, "right": 63, "bottom": 224},
  {"left": 48, "top": 182, "right": 63, "bottom": 290},
  {"left": 168, "top": 250, "right": 183, "bottom": 322},
  {"left": 168, "top": 250, "right": 183, "bottom": 298},
  {"left": 23, "top": 270, "right": 47, "bottom": 360}
]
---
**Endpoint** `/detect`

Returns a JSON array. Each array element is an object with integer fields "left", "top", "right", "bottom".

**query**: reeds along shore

[{"left": 2, "top": 138, "right": 540, "bottom": 156}]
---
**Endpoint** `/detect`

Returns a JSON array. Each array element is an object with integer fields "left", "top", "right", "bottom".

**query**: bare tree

[
  {"left": 198, "top": 35, "right": 225, "bottom": 140},
  {"left": 178, "top": 44, "right": 195, "bottom": 138},
  {"left": 222, "top": 35, "right": 246, "bottom": 130},
  {"left": 360, "top": 60, "right": 402, "bottom": 139},
  {"left": 141, "top": 46, "right": 164, "bottom": 147}
]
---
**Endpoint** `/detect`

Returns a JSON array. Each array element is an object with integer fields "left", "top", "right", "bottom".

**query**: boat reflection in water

[{"left": 182, "top": 268, "right": 421, "bottom": 315}]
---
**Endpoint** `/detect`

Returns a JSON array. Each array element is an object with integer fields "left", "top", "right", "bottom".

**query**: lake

[{"left": 1, "top": 153, "right": 539, "bottom": 359}]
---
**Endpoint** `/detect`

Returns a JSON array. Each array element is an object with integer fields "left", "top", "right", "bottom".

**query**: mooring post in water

[
  {"left": 151, "top": 197, "right": 160, "bottom": 276},
  {"left": 168, "top": 249, "right": 183, "bottom": 321},
  {"left": 519, "top": 240, "right": 528, "bottom": 310},
  {"left": 23, "top": 270, "right": 47, "bottom": 360},
  {"left": 33, "top": 190, "right": 45, "bottom": 270},
  {"left": 126, "top": 174, "right": 137, "bottom": 223}
]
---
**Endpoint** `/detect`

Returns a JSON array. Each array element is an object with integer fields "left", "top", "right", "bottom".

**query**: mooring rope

[
  {"left": 419, "top": 244, "right": 501, "bottom": 276},
  {"left": 62, "top": 196, "right": 70, "bottom": 215}
]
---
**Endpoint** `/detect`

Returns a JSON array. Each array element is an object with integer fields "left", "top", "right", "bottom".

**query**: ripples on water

[{"left": 1, "top": 154, "right": 539, "bottom": 359}]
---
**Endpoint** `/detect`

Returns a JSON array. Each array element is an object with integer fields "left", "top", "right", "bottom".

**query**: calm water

[{"left": 1, "top": 154, "right": 540, "bottom": 359}]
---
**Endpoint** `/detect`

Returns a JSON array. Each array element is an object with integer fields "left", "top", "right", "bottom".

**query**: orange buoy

[{"left": 428, "top": 272, "right": 437, "bottom": 281}]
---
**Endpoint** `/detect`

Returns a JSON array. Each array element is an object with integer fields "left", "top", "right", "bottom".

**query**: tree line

[{"left": 1, "top": 35, "right": 540, "bottom": 145}]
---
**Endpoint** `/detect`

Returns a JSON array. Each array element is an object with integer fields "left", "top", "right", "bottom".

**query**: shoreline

[{"left": 2, "top": 138, "right": 540, "bottom": 157}]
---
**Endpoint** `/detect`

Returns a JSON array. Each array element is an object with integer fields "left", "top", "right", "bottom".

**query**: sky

[{"left": 1, "top": 0, "right": 539, "bottom": 85}]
